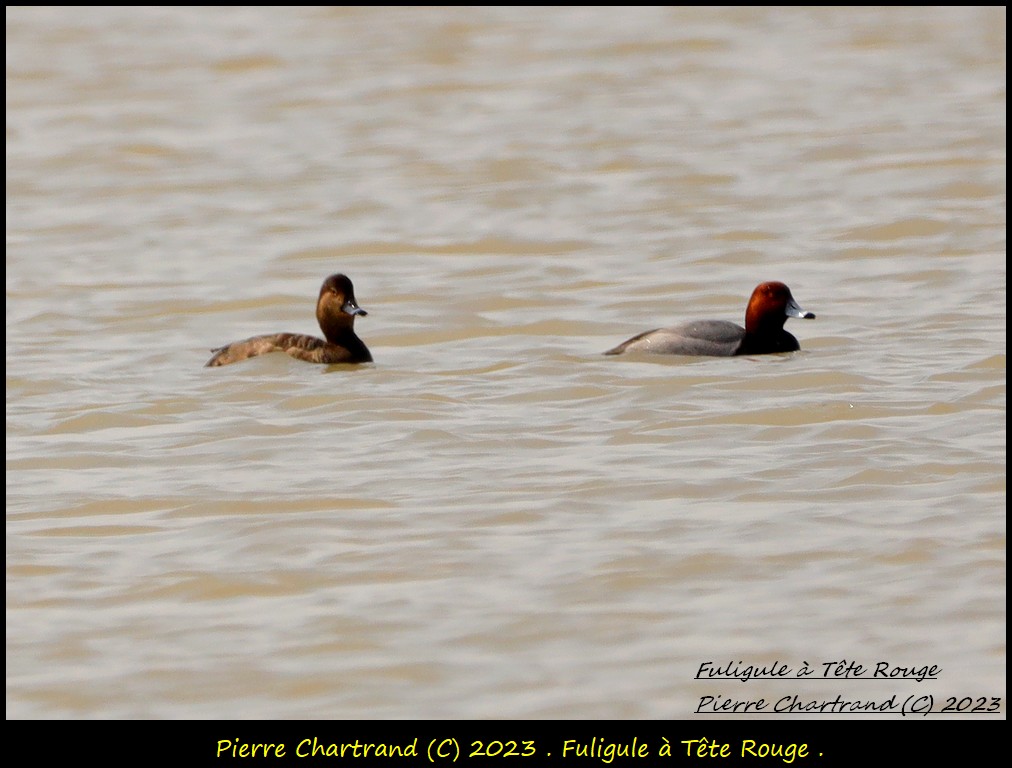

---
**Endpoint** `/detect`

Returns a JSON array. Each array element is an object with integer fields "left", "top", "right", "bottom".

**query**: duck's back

[
  {"left": 205, "top": 331, "right": 371, "bottom": 367},
  {"left": 605, "top": 320, "right": 745, "bottom": 357}
]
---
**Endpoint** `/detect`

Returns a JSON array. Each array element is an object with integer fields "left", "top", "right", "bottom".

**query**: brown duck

[{"left": 205, "top": 274, "right": 372, "bottom": 367}]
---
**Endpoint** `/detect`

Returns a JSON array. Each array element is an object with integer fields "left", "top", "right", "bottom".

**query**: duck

[
  {"left": 205, "top": 273, "right": 372, "bottom": 367},
  {"left": 604, "top": 281, "right": 814, "bottom": 357}
]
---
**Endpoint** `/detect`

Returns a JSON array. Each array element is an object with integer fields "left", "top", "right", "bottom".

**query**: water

[{"left": 6, "top": 6, "right": 1005, "bottom": 719}]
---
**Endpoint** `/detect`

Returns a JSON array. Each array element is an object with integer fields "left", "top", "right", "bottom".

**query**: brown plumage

[{"left": 205, "top": 274, "right": 372, "bottom": 367}]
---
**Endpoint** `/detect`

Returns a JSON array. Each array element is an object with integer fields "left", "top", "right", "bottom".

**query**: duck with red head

[
  {"left": 205, "top": 274, "right": 372, "bottom": 367},
  {"left": 605, "top": 281, "right": 815, "bottom": 357}
]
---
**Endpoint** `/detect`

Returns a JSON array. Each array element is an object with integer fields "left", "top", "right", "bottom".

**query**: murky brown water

[{"left": 6, "top": 6, "right": 1005, "bottom": 719}]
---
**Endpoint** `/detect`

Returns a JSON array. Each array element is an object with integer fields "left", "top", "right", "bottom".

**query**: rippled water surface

[{"left": 6, "top": 7, "right": 1005, "bottom": 719}]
